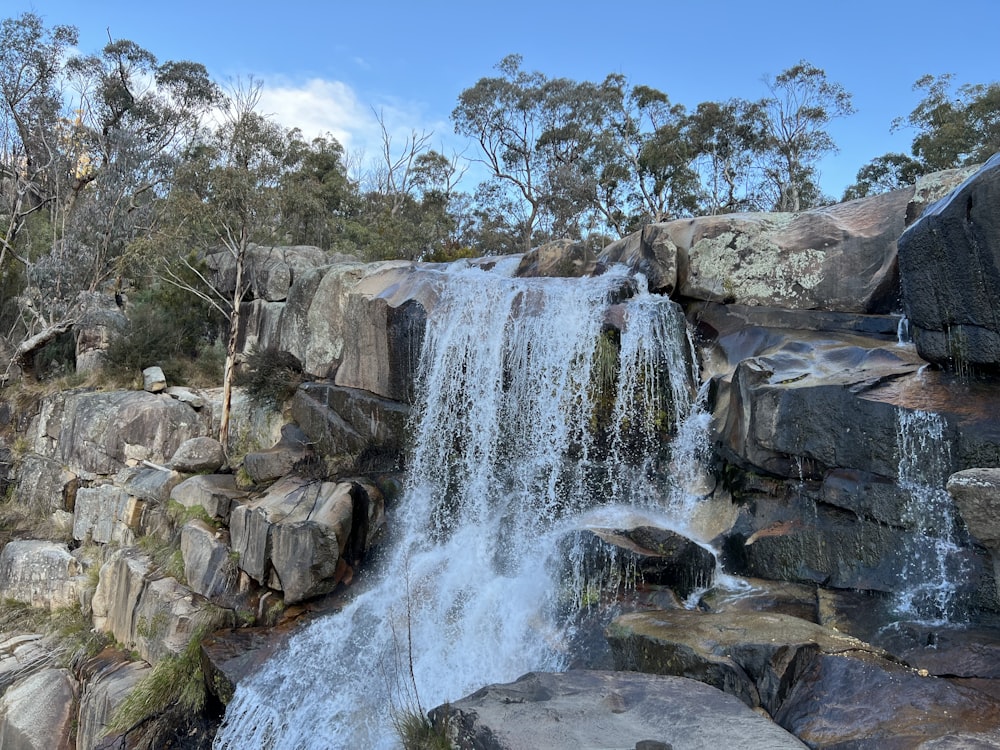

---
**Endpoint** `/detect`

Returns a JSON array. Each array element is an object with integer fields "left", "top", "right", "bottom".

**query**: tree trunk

[{"left": 218, "top": 234, "right": 246, "bottom": 451}]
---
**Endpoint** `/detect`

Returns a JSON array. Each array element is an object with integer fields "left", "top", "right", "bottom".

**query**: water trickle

[
  {"left": 214, "top": 263, "right": 707, "bottom": 749},
  {"left": 894, "top": 409, "right": 966, "bottom": 623},
  {"left": 896, "top": 314, "right": 912, "bottom": 345}
]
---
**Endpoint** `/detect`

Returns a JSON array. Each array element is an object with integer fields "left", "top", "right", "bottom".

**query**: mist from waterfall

[{"left": 213, "top": 262, "right": 704, "bottom": 749}]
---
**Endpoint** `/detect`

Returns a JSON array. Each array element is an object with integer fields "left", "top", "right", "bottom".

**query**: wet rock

[
  {"left": 899, "top": 153, "right": 1000, "bottom": 368},
  {"left": 516, "top": 239, "right": 598, "bottom": 278},
  {"left": 597, "top": 223, "right": 678, "bottom": 294},
  {"left": 170, "top": 436, "right": 225, "bottom": 473},
  {"left": 201, "top": 627, "right": 291, "bottom": 706},
  {"left": 170, "top": 473, "right": 247, "bottom": 521},
  {"left": 606, "top": 609, "right": 881, "bottom": 714},
  {"left": 774, "top": 646, "right": 1000, "bottom": 748},
  {"left": 242, "top": 424, "right": 310, "bottom": 485},
  {"left": 0, "top": 541, "right": 84, "bottom": 610},
  {"left": 0, "top": 668, "right": 76, "bottom": 750},
  {"left": 431, "top": 670, "right": 807, "bottom": 749},
  {"left": 948, "top": 468, "right": 1000, "bottom": 550},
  {"left": 581, "top": 525, "right": 716, "bottom": 599}
]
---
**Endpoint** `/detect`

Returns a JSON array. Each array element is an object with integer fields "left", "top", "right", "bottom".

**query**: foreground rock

[
  {"left": 431, "top": 670, "right": 806, "bottom": 749},
  {"left": 607, "top": 609, "right": 1000, "bottom": 747},
  {"left": 0, "top": 668, "right": 76, "bottom": 750}
]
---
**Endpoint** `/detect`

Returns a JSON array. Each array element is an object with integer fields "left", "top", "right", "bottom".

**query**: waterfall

[
  {"left": 894, "top": 409, "right": 966, "bottom": 622},
  {"left": 213, "top": 263, "right": 702, "bottom": 749}
]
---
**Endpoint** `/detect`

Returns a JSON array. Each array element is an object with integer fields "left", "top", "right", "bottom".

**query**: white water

[
  {"left": 214, "top": 263, "right": 705, "bottom": 749},
  {"left": 895, "top": 409, "right": 966, "bottom": 623}
]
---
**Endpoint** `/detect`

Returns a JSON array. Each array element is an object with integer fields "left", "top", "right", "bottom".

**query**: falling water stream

[
  {"left": 213, "top": 262, "right": 707, "bottom": 749},
  {"left": 895, "top": 408, "right": 967, "bottom": 622}
]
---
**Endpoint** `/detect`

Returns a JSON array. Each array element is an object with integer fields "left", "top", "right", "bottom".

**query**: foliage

[
  {"left": 236, "top": 347, "right": 304, "bottom": 409},
  {"left": 842, "top": 152, "right": 924, "bottom": 200},
  {"left": 393, "top": 708, "right": 452, "bottom": 750},
  {"left": 107, "top": 626, "right": 209, "bottom": 734}
]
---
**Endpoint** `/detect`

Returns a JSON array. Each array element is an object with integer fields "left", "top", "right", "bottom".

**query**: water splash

[
  {"left": 894, "top": 409, "right": 966, "bottom": 623},
  {"left": 214, "top": 263, "right": 704, "bottom": 749}
]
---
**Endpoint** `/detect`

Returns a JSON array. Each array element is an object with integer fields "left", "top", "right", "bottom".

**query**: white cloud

[{"left": 257, "top": 77, "right": 372, "bottom": 150}]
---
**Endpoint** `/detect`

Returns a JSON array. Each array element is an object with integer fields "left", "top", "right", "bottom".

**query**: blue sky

[{"left": 16, "top": 0, "right": 1000, "bottom": 199}]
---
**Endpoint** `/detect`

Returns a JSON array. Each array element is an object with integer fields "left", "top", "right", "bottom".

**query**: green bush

[{"left": 237, "top": 347, "right": 304, "bottom": 409}]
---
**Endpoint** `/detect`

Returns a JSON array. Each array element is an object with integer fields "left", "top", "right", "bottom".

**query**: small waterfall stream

[
  {"left": 214, "top": 263, "right": 707, "bottom": 749},
  {"left": 895, "top": 408, "right": 967, "bottom": 622}
]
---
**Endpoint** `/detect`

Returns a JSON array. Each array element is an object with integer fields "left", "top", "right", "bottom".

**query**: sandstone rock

[
  {"left": 170, "top": 436, "right": 225, "bottom": 473},
  {"left": 672, "top": 187, "right": 910, "bottom": 313},
  {"left": 229, "top": 476, "right": 383, "bottom": 603},
  {"left": 72, "top": 484, "right": 138, "bottom": 545},
  {"left": 899, "top": 153, "right": 1000, "bottom": 368},
  {"left": 515, "top": 239, "right": 598, "bottom": 278},
  {"left": 142, "top": 366, "right": 166, "bottom": 393},
  {"left": 0, "top": 668, "right": 76, "bottom": 750},
  {"left": 170, "top": 473, "right": 247, "bottom": 520},
  {"left": 0, "top": 541, "right": 84, "bottom": 610},
  {"left": 181, "top": 520, "right": 238, "bottom": 600},
  {"left": 431, "top": 670, "right": 807, "bottom": 749},
  {"left": 242, "top": 424, "right": 310, "bottom": 485},
  {"left": 598, "top": 223, "right": 679, "bottom": 294},
  {"left": 75, "top": 650, "right": 151, "bottom": 750}
]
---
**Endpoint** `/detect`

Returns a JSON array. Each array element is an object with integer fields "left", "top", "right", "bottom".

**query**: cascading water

[
  {"left": 894, "top": 408, "right": 967, "bottom": 622},
  {"left": 213, "top": 262, "right": 705, "bottom": 749}
]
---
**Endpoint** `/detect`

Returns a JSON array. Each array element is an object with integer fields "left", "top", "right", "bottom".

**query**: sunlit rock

[
  {"left": 597, "top": 223, "right": 678, "bottom": 294},
  {"left": 170, "top": 473, "right": 247, "bottom": 521},
  {"left": 0, "top": 541, "right": 85, "bottom": 611},
  {"left": 181, "top": 519, "right": 238, "bottom": 600}
]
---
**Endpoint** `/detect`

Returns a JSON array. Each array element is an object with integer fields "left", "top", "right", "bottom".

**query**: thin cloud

[{"left": 257, "top": 77, "right": 372, "bottom": 149}]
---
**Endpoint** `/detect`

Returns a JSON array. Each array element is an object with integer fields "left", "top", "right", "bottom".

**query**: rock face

[
  {"left": 899, "top": 154, "right": 1000, "bottom": 368},
  {"left": 229, "top": 476, "right": 384, "bottom": 603},
  {"left": 431, "top": 670, "right": 807, "bottom": 749},
  {"left": 0, "top": 668, "right": 77, "bottom": 750},
  {"left": 0, "top": 541, "right": 85, "bottom": 610},
  {"left": 516, "top": 239, "right": 598, "bottom": 278},
  {"left": 75, "top": 652, "right": 151, "bottom": 750}
]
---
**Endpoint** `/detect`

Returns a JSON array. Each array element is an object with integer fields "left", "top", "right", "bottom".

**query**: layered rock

[{"left": 0, "top": 668, "right": 77, "bottom": 750}]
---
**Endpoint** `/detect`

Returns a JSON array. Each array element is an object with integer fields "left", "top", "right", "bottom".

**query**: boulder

[
  {"left": 515, "top": 239, "right": 598, "bottom": 278},
  {"left": 201, "top": 627, "right": 290, "bottom": 706},
  {"left": 898, "top": 153, "right": 1000, "bottom": 368},
  {"left": 431, "top": 670, "right": 807, "bottom": 749},
  {"left": 164, "top": 385, "right": 205, "bottom": 409},
  {"left": 672, "top": 187, "right": 911, "bottom": 313},
  {"left": 72, "top": 484, "right": 139, "bottom": 545},
  {"left": 0, "top": 668, "right": 76, "bottom": 750},
  {"left": 169, "top": 436, "right": 225, "bottom": 473},
  {"left": 0, "top": 541, "right": 84, "bottom": 610},
  {"left": 181, "top": 520, "right": 238, "bottom": 600},
  {"left": 73, "top": 292, "right": 127, "bottom": 375},
  {"left": 142, "top": 366, "right": 166, "bottom": 393},
  {"left": 170, "top": 473, "right": 247, "bottom": 521},
  {"left": 948, "top": 467, "right": 1000, "bottom": 601},
  {"left": 242, "top": 424, "right": 310, "bottom": 485},
  {"left": 229, "top": 476, "right": 383, "bottom": 603},
  {"left": 120, "top": 465, "right": 186, "bottom": 504},
  {"left": 597, "top": 223, "right": 678, "bottom": 294},
  {"left": 208, "top": 244, "right": 329, "bottom": 303}
]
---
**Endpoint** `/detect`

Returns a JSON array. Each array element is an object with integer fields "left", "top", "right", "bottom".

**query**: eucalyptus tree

[
  {"left": 841, "top": 152, "right": 923, "bottom": 200},
  {"left": 757, "top": 60, "right": 855, "bottom": 211},
  {"left": 894, "top": 74, "right": 1000, "bottom": 172}
]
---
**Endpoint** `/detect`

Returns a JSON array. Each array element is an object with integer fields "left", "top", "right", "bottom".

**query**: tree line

[{"left": 1, "top": 11, "right": 998, "bottom": 395}]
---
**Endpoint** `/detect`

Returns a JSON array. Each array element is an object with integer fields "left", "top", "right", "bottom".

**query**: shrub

[{"left": 237, "top": 347, "right": 304, "bottom": 409}]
